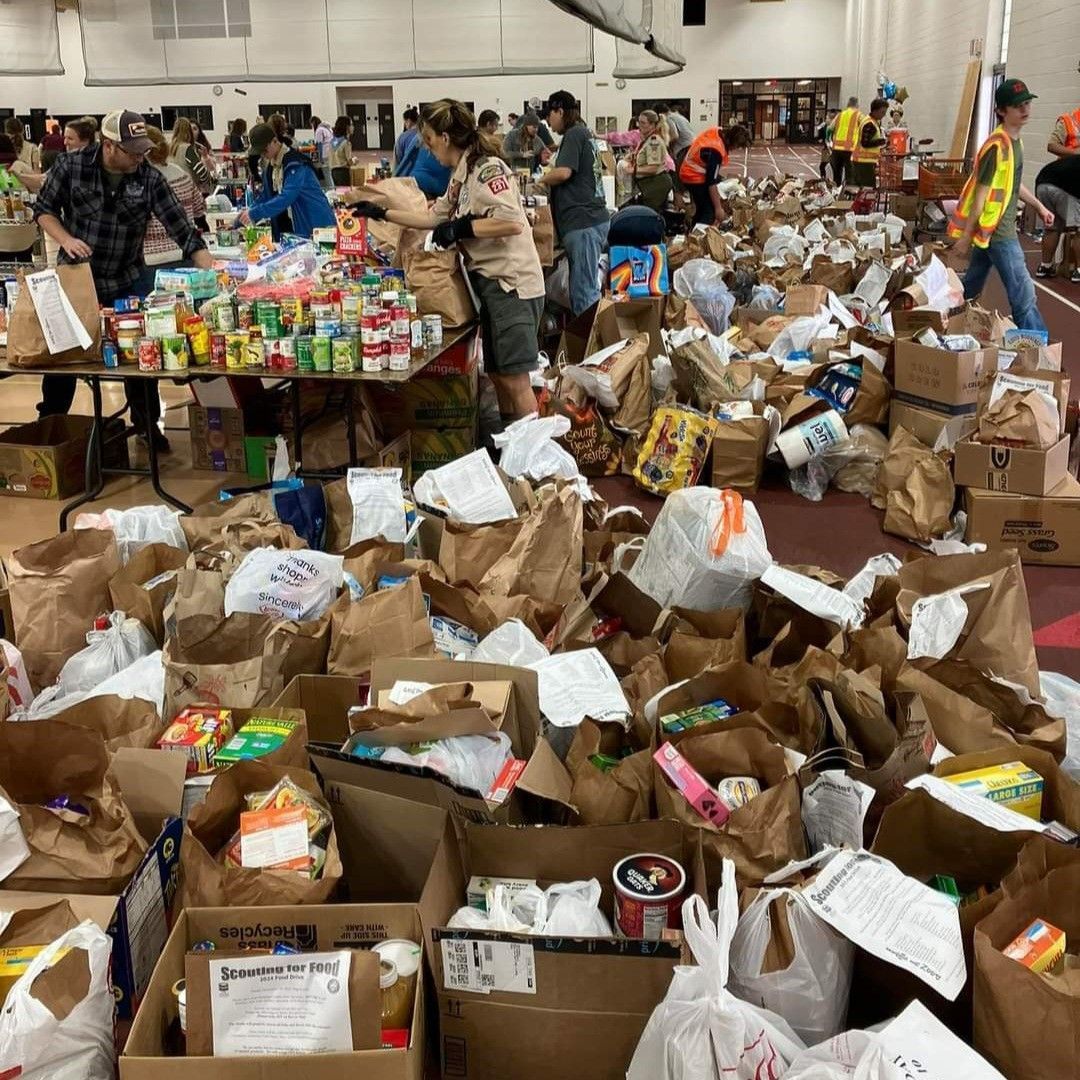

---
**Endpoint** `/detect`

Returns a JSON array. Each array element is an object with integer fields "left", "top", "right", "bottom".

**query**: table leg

[
  {"left": 142, "top": 379, "right": 192, "bottom": 513},
  {"left": 345, "top": 381, "right": 358, "bottom": 466},
  {"left": 291, "top": 379, "right": 304, "bottom": 475},
  {"left": 58, "top": 375, "right": 108, "bottom": 531}
]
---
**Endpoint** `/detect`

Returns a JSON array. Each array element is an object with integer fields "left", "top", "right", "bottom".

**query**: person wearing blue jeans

[
  {"left": 537, "top": 89, "right": 611, "bottom": 315},
  {"left": 950, "top": 77, "right": 1054, "bottom": 334}
]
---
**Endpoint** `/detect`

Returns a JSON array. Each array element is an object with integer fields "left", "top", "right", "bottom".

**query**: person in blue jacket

[
  {"left": 394, "top": 137, "right": 452, "bottom": 198},
  {"left": 237, "top": 122, "right": 335, "bottom": 238}
]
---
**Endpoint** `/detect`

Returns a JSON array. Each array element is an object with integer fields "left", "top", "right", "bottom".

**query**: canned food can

[
  {"left": 389, "top": 340, "right": 411, "bottom": 372},
  {"left": 375, "top": 309, "right": 391, "bottom": 341},
  {"left": 312, "top": 335, "right": 332, "bottom": 372},
  {"left": 225, "top": 332, "right": 248, "bottom": 370},
  {"left": 236, "top": 301, "right": 253, "bottom": 329},
  {"left": 332, "top": 335, "right": 357, "bottom": 373},
  {"left": 161, "top": 334, "right": 189, "bottom": 371},
  {"left": 390, "top": 304, "right": 410, "bottom": 338},
  {"left": 314, "top": 317, "right": 342, "bottom": 338},
  {"left": 295, "top": 335, "right": 315, "bottom": 372},
  {"left": 137, "top": 336, "right": 163, "bottom": 372},
  {"left": 263, "top": 338, "right": 282, "bottom": 371},
  {"left": 422, "top": 314, "right": 443, "bottom": 346},
  {"left": 379, "top": 340, "right": 391, "bottom": 370},
  {"left": 360, "top": 312, "right": 378, "bottom": 336},
  {"left": 405, "top": 293, "right": 418, "bottom": 316},
  {"left": 257, "top": 302, "right": 283, "bottom": 337},
  {"left": 613, "top": 854, "right": 686, "bottom": 940},
  {"left": 244, "top": 336, "right": 265, "bottom": 369},
  {"left": 278, "top": 336, "right": 297, "bottom": 371},
  {"left": 716, "top": 776, "right": 762, "bottom": 811},
  {"left": 342, "top": 294, "right": 360, "bottom": 321},
  {"left": 216, "top": 304, "right": 236, "bottom": 333},
  {"left": 410, "top": 319, "right": 425, "bottom": 353},
  {"left": 361, "top": 342, "right": 382, "bottom": 373},
  {"left": 210, "top": 333, "right": 227, "bottom": 368},
  {"left": 102, "top": 340, "right": 120, "bottom": 369}
]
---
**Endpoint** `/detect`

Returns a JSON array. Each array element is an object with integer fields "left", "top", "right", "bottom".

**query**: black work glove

[
  {"left": 350, "top": 199, "right": 387, "bottom": 221},
  {"left": 432, "top": 214, "right": 477, "bottom": 249}
]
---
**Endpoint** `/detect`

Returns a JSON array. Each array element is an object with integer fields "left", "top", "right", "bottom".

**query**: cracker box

[
  {"left": 1003, "top": 918, "right": 1066, "bottom": 974},
  {"left": 942, "top": 760, "right": 1044, "bottom": 819},
  {"left": 157, "top": 707, "right": 234, "bottom": 774},
  {"left": 216, "top": 716, "right": 301, "bottom": 764}
]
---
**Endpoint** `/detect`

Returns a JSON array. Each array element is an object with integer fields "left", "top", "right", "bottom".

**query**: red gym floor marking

[{"left": 1034, "top": 613, "right": 1080, "bottom": 649}]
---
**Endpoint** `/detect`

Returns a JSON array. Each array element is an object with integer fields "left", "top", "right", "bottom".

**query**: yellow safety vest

[
  {"left": 852, "top": 117, "right": 882, "bottom": 164},
  {"left": 947, "top": 126, "right": 1015, "bottom": 249},
  {"left": 832, "top": 108, "right": 862, "bottom": 153}
]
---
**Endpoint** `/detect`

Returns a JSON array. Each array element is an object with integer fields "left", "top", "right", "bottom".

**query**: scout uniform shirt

[{"left": 434, "top": 154, "right": 545, "bottom": 301}]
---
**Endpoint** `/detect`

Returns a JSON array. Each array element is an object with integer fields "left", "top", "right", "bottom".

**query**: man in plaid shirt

[{"left": 34, "top": 108, "right": 213, "bottom": 450}]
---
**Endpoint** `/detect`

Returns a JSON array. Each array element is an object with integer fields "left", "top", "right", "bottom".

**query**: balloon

[
  {"left": 883, "top": 82, "right": 898, "bottom": 101},
  {"left": 895, "top": 86, "right": 909, "bottom": 104}
]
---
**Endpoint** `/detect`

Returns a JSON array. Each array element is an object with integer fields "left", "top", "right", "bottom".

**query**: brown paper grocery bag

[
  {"left": 163, "top": 612, "right": 289, "bottom": 720},
  {"left": 327, "top": 575, "right": 436, "bottom": 677},
  {"left": 670, "top": 339, "right": 763, "bottom": 412},
  {"left": 108, "top": 542, "right": 188, "bottom": 646},
  {"left": 538, "top": 388, "right": 623, "bottom": 477},
  {"left": 566, "top": 719, "right": 654, "bottom": 825},
  {"left": 710, "top": 409, "right": 772, "bottom": 493},
  {"left": 402, "top": 248, "right": 476, "bottom": 329},
  {"left": 176, "top": 761, "right": 342, "bottom": 910},
  {"left": 0, "top": 719, "right": 146, "bottom": 894},
  {"left": 977, "top": 389, "right": 1060, "bottom": 450},
  {"left": 8, "top": 262, "right": 102, "bottom": 368},
  {"left": 875, "top": 426, "right": 954, "bottom": 543},
  {"left": 896, "top": 550, "right": 1041, "bottom": 699},
  {"left": 180, "top": 492, "right": 277, "bottom": 550},
  {"left": 589, "top": 333, "right": 653, "bottom": 436},
  {"left": 664, "top": 294, "right": 705, "bottom": 331},
  {"left": 48, "top": 694, "right": 165, "bottom": 752},
  {"left": 479, "top": 485, "right": 584, "bottom": 607},
  {"left": 346, "top": 177, "right": 429, "bottom": 267},
  {"left": 808, "top": 255, "right": 853, "bottom": 294},
  {"left": 653, "top": 726, "right": 806, "bottom": 886},
  {"left": 664, "top": 609, "right": 746, "bottom": 682},
  {"left": 851, "top": 786, "right": 1030, "bottom": 1035},
  {"left": 973, "top": 859, "right": 1080, "bottom": 1079},
  {"left": 168, "top": 568, "right": 226, "bottom": 652},
  {"left": 8, "top": 528, "right": 121, "bottom": 692},
  {"left": 438, "top": 516, "right": 526, "bottom": 586},
  {"left": 531, "top": 205, "right": 555, "bottom": 267}
]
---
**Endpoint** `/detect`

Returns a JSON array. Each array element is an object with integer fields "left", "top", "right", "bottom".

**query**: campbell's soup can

[
  {"left": 278, "top": 336, "right": 297, "bottom": 371},
  {"left": 210, "top": 333, "right": 227, "bottom": 368},
  {"left": 361, "top": 341, "right": 382, "bottom": 373},
  {"left": 389, "top": 340, "right": 411, "bottom": 372},
  {"left": 613, "top": 854, "right": 686, "bottom": 940}
]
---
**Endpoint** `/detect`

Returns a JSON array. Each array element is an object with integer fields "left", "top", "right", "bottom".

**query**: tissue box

[{"left": 610, "top": 245, "right": 669, "bottom": 297}]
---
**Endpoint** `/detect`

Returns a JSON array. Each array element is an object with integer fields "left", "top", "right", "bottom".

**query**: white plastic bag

[
  {"left": 673, "top": 259, "right": 736, "bottom": 335},
  {"left": 223, "top": 547, "right": 344, "bottom": 621},
  {"left": 0, "top": 793, "right": 30, "bottom": 882},
  {"left": 0, "top": 919, "right": 115, "bottom": 1080},
  {"left": 1041, "top": 671, "right": 1080, "bottom": 781},
  {"left": 533, "top": 879, "right": 613, "bottom": 936},
  {"left": 728, "top": 888, "right": 854, "bottom": 1045},
  {"left": 767, "top": 312, "right": 835, "bottom": 362},
  {"left": 51, "top": 612, "right": 155, "bottom": 701},
  {"left": 493, "top": 414, "right": 580, "bottom": 482},
  {"left": 629, "top": 488, "right": 772, "bottom": 612},
  {"left": 75, "top": 504, "right": 187, "bottom": 563},
  {"left": 1, "top": 640, "right": 34, "bottom": 712},
  {"left": 471, "top": 620, "right": 549, "bottom": 668},
  {"left": 23, "top": 650, "right": 165, "bottom": 722},
  {"left": 627, "top": 861, "right": 804, "bottom": 1080},
  {"left": 364, "top": 732, "right": 513, "bottom": 795}
]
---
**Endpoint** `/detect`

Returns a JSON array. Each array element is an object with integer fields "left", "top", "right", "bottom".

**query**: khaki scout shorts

[
  {"left": 469, "top": 271, "right": 543, "bottom": 376},
  {"left": 1036, "top": 183, "right": 1080, "bottom": 230}
]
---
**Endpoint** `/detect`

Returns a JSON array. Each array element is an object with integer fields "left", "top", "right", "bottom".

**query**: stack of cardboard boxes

[{"left": 892, "top": 314, "right": 1080, "bottom": 566}]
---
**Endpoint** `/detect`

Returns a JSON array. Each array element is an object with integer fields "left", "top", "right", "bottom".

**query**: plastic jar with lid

[{"left": 379, "top": 958, "right": 412, "bottom": 1032}]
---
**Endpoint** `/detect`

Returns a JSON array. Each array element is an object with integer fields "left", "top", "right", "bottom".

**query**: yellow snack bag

[{"left": 633, "top": 405, "right": 717, "bottom": 495}]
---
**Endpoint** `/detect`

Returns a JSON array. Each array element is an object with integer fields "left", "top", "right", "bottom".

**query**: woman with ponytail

[{"left": 349, "top": 99, "right": 544, "bottom": 424}]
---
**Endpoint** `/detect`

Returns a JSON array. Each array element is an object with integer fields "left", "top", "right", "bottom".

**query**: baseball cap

[
  {"left": 248, "top": 123, "right": 277, "bottom": 155},
  {"left": 100, "top": 109, "right": 154, "bottom": 155},
  {"left": 996, "top": 78, "right": 1037, "bottom": 109}
]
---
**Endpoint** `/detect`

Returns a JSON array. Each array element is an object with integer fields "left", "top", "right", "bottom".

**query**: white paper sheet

[
  {"left": 761, "top": 563, "right": 865, "bottom": 629},
  {"left": 347, "top": 467, "right": 407, "bottom": 544},
  {"left": 414, "top": 450, "right": 518, "bottom": 525},
  {"left": 210, "top": 951, "right": 352, "bottom": 1056},
  {"left": 471, "top": 620, "right": 550, "bottom": 668},
  {"left": 534, "top": 648, "right": 630, "bottom": 728},
  {"left": 854, "top": 262, "right": 891, "bottom": 308},
  {"left": 802, "top": 771, "right": 876, "bottom": 853},
  {"left": 24, "top": 268, "right": 93, "bottom": 354},
  {"left": 386, "top": 680, "right": 436, "bottom": 706},
  {"left": 907, "top": 582, "right": 991, "bottom": 660},
  {"left": 802, "top": 850, "right": 966, "bottom": 1000},
  {"left": 880, "top": 1000, "right": 1007, "bottom": 1079},
  {"left": 905, "top": 774, "right": 1046, "bottom": 834}
]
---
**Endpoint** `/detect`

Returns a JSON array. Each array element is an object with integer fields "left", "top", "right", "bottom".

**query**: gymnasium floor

[{"left": 3, "top": 144, "right": 1078, "bottom": 674}]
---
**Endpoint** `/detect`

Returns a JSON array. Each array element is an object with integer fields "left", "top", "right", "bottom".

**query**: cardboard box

[
  {"left": 953, "top": 434, "right": 1070, "bottom": 496},
  {"left": 998, "top": 339, "right": 1063, "bottom": 374},
  {"left": 942, "top": 760, "right": 1044, "bottom": 819},
  {"left": 410, "top": 428, "right": 476, "bottom": 474},
  {"left": 609, "top": 245, "right": 669, "bottom": 298},
  {"left": 584, "top": 296, "right": 665, "bottom": 362},
  {"left": 368, "top": 365, "right": 479, "bottom": 435},
  {"left": 965, "top": 474, "right": 1080, "bottom": 566},
  {"left": 0, "top": 415, "right": 128, "bottom": 500},
  {"left": 272, "top": 673, "right": 369, "bottom": 745},
  {"left": 188, "top": 405, "right": 245, "bottom": 472},
  {"left": 424, "top": 819, "right": 701, "bottom": 1080},
  {"left": 893, "top": 338, "right": 998, "bottom": 415},
  {"left": 121, "top": 902, "right": 427, "bottom": 1080},
  {"left": 888, "top": 400, "right": 976, "bottom": 447}
]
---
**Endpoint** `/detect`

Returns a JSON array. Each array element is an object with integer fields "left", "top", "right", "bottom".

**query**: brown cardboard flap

[
  {"left": 184, "top": 947, "right": 381, "bottom": 1055},
  {"left": 111, "top": 746, "right": 187, "bottom": 843}
]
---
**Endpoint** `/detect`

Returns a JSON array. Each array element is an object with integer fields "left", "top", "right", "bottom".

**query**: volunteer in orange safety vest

[
  {"left": 948, "top": 77, "right": 1054, "bottom": 334},
  {"left": 1048, "top": 105, "right": 1080, "bottom": 158},
  {"left": 829, "top": 97, "right": 861, "bottom": 188},
  {"left": 850, "top": 98, "right": 889, "bottom": 188},
  {"left": 678, "top": 124, "right": 749, "bottom": 225}
]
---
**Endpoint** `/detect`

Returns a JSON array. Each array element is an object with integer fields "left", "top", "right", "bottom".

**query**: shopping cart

[
  {"left": 872, "top": 151, "right": 909, "bottom": 214},
  {"left": 915, "top": 157, "right": 969, "bottom": 241}
]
